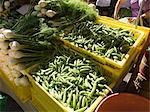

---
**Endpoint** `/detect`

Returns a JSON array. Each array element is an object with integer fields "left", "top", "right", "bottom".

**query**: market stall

[{"left": 0, "top": 0, "right": 149, "bottom": 112}]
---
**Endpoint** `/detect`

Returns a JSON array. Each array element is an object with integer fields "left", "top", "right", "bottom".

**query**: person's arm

[{"left": 113, "top": 0, "right": 126, "bottom": 19}]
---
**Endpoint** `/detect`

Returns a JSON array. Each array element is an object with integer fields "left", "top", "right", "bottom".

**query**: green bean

[
  {"left": 66, "top": 77, "right": 76, "bottom": 82},
  {"left": 88, "top": 83, "right": 97, "bottom": 97},
  {"left": 80, "top": 91, "right": 89, "bottom": 95},
  {"left": 96, "top": 77, "right": 106, "bottom": 83},
  {"left": 52, "top": 74, "right": 56, "bottom": 80},
  {"left": 45, "top": 69, "right": 53, "bottom": 75},
  {"left": 85, "top": 79, "right": 92, "bottom": 89},
  {"left": 67, "top": 91, "right": 73, "bottom": 105},
  {"left": 66, "top": 84, "right": 74, "bottom": 91},
  {"left": 73, "top": 94, "right": 77, "bottom": 109},
  {"left": 41, "top": 68, "right": 52, "bottom": 74},
  {"left": 89, "top": 99, "right": 93, "bottom": 106},
  {"left": 44, "top": 81, "right": 49, "bottom": 88},
  {"left": 63, "top": 89, "right": 67, "bottom": 103},
  {"left": 89, "top": 73, "right": 96, "bottom": 80},
  {"left": 78, "top": 78, "right": 83, "bottom": 84},
  {"left": 98, "top": 84, "right": 104, "bottom": 88},
  {"left": 50, "top": 88, "right": 55, "bottom": 97},
  {"left": 99, "top": 91, "right": 107, "bottom": 96},
  {"left": 84, "top": 45, "right": 88, "bottom": 50},
  {"left": 35, "top": 76, "right": 40, "bottom": 82},
  {"left": 77, "top": 96, "right": 83, "bottom": 109},
  {"left": 80, "top": 65, "right": 91, "bottom": 70},
  {"left": 112, "top": 53, "right": 121, "bottom": 57},
  {"left": 82, "top": 96, "right": 86, "bottom": 108},
  {"left": 75, "top": 106, "right": 87, "bottom": 112},
  {"left": 104, "top": 84, "right": 113, "bottom": 93},
  {"left": 88, "top": 77, "right": 104, "bottom": 97},
  {"left": 75, "top": 88, "right": 79, "bottom": 102},
  {"left": 85, "top": 97, "right": 88, "bottom": 107},
  {"left": 105, "top": 49, "right": 114, "bottom": 57},
  {"left": 42, "top": 82, "right": 48, "bottom": 91},
  {"left": 61, "top": 66, "right": 70, "bottom": 73},
  {"left": 113, "top": 56, "right": 119, "bottom": 60},
  {"left": 59, "top": 77, "right": 65, "bottom": 82},
  {"left": 80, "top": 68, "right": 89, "bottom": 73}
]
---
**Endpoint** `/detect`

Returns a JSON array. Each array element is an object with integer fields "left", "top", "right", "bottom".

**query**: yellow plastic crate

[
  {"left": 0, "top": 68, "right": 31, "bottom": 103},
  {"left": 22, "top": 64, "right": 117, "bottom": 112},
  {"left": 60, "top": 16, "right": 149, "bottom": 72},
  {"left": 96, "top": 16, "right": 150, "bottom": 77}
]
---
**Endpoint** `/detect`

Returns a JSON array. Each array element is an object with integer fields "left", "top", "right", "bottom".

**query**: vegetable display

[
  {"left": 0, "top": 0, "right": 139, "bottom": 111},
  {"left": 31, "top": 46, "right": 111, "bottom": 111},
  {"left": 63, "top": 21, "right": 136, "bottom": 61},
  {"left": 31, "top": 0, "right": 136, "bottom": 61},
  {"left": 0, "top": 0, "right": 99, "bottom": 73}
]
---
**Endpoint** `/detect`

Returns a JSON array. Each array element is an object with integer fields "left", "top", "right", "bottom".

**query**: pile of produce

[
  {"left": 31, "top": 46, "right": 112, "bottom": 111},
  {"left": 63, "top": 21, "right": 135, "bottom": 61}
]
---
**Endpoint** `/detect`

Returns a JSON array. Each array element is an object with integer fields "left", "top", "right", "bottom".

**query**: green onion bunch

[{"left": 0, "top": 28, "right": 56, "bottom": 72}]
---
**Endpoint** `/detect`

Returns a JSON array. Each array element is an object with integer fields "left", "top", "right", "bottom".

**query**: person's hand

[
  {"left": 113, "top": 12, "right": 119, "bottom": 20},
  {"left": 140, "top": 13, "right": 146, "bottom": 19},
  {"left": 114, "top": 15, "right": 119, "bottom": 20},
  {"left": 128, "top": 17, "right": 137, "bottom": 23}
]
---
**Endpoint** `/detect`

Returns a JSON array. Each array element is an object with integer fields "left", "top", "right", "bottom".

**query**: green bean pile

[
  {"left": 63, "top": 21, "right": 136, "bottom": 61},
  {"left": 31, "top": 46, "right": 111, "bottom": 112}
]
